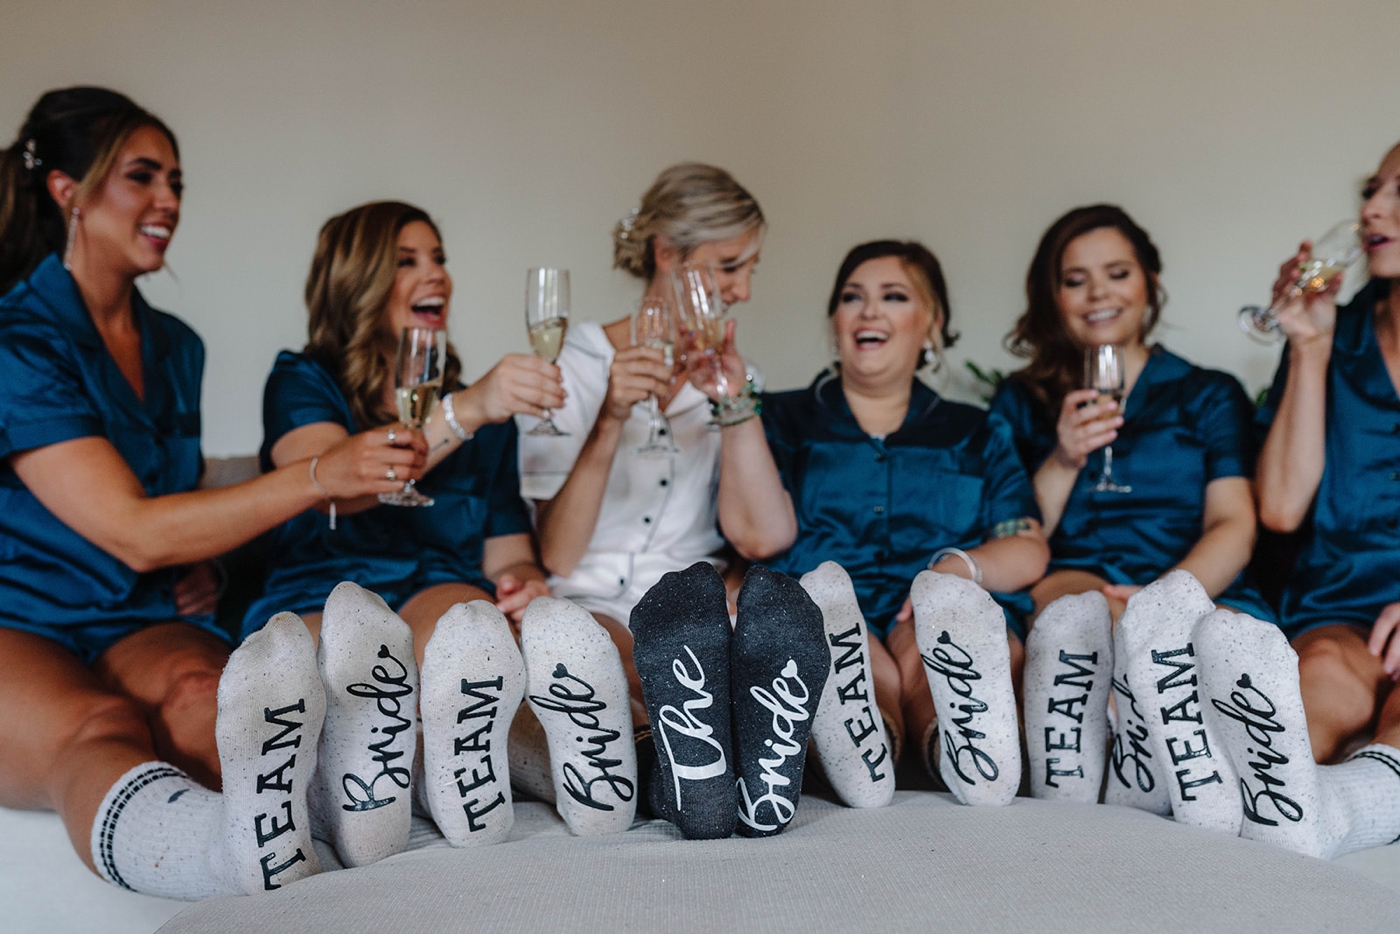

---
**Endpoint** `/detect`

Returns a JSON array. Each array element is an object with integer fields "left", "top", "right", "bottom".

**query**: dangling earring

[
  {"left": 920, "top": 339, "right": 936, "bottom": 370},
  {"left": 62, "top": 205, "right": 79, "bottom": 271}
]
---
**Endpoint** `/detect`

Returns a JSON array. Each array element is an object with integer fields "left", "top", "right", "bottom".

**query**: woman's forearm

[
  {"left": 717, "top": 417, "right": 796, "bottom": 560},
  {"left": 1173, "top": 519, "right": 1256, "bottom": 600},
  {"left": 959, "top": 529, "right": 1050, "bottom": 593},
  {"left": 1031, "top": 456, "right": 1079, "bottom": 537},
  {"left": 534, "top": 416, "right": 624, "bottom": 577},
  {"left": 1257, "top": 340, "right": 1330, "bottom": 531}
]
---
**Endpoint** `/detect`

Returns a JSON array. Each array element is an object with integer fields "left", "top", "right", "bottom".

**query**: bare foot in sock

[
  {"left": 1115, "top": 571, "right": 1239, "bottom": 832},
  {"left": 911, "top": 571, "right": 1021, "bottom": 806},
  {"left": 801, "top": 561, "right": 894, "bottom": 809},
  {"left": 420, "top": 601, "right": 525, "bottom": 847},
  {"left": 1024, "top": 591, "right": 1113, "bottom": 802},
  {"left": 311, "top": 582, "right": 418, "bottom": 867},
  {"left": 1196, "top": 609, "right": 1400, "bottom": 858},
  {"left": 217, "top": 611, "right": 326, "bottom": 892},
  {"left": 1105, "top": 620, "right": 1172, "bottom": 815},
  {"left": 630, "top": 561, "right": 736, "bottom": 839},
  {"left": 731, "top": 566, "right": 829, "bottom": 837},
  {"left": 522, "top": 597, "right": 637, "bottom": 835}
]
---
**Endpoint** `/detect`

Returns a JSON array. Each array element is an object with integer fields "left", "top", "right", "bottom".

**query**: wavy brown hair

[
  {"left": 304, "top": 201, "right": 461, "bottom": 429},
  {"left": 1004, "top": 204, "right": 1163, "bottom": 414},
  {"left": 1, "top": 87, "right": 178, "bottom": 295}
]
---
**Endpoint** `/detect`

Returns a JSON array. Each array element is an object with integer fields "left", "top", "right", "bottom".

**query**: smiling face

[
  {"left": 382, "top": 220, "right": 451, "bottom": 346},
  {"left": 1055, "top": 227, "right": 1152, "bottom": 349},
  {"left": 69, "top": 124, "right": 182, "bottom": 279},
  {"left": 1362, "top": 143, "right": 1400, "bottom": 280},
  {"left": 832, "top": 255, "right": 938, "bottom": 387},
  {"left": 657, "top": 226, "right": 762, "bottom": 306}
]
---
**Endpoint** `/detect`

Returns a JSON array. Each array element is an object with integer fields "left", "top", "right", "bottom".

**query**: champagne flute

[
  {"left": 632, "top": 293, "right": 679, "bottom": 456},
  {"left": 526, "top": 267, "right": 570, "bottom": 436},
  {"left": 1084, "top": 343, "right": 1131, "bottom": 494},
  {"left": 672, "top": 261, "right": 735, "bottom": 423},
  {"left": 1238, "top": 219, "right": 1362, "bottom": 344},
  {"left": 379, "top": 326, "right": 445, "bottom": 507}
]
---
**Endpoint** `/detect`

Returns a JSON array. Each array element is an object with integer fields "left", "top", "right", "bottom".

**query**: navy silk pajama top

[
  {"left": 989, "top": 346, "right": 1275, "bottom": 622},
  {"left": 0, "top": 255, "right": 221, "bottom": 661},
  {"left": 241, "top": 351, "right": 531, "bottom": 638},
  {"left": 760, "top": 374, "right": 1040, "bottom": 639},
  {"left": 1257, "top": 282, "right": 1400, "bottom": 637}
]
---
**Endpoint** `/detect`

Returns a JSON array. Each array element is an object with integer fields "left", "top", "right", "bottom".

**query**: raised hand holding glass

[
  {"left": 1238, "top": 220, "right": 1362, "bottom": 343},
  {"left": 1084, "top": 343, "right": 1131, "bottom": 493},
  {"left": 632, "top": 293, "right": 679, "bottom": 455}
]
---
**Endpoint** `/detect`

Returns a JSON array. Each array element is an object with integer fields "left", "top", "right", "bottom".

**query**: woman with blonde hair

[
  {"left": 0, "top": 87, "right": 420, "bottom": 899},
  {"left": 518, "top": 163, "right": 763, "bottom": 687}
]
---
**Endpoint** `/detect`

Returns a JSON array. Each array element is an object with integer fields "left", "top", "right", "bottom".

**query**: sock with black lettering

[
  {"left": 731, "top": 566, "right": 829, "bottom": 837},
  {"left": 310, "top": 581, "right": 418, "bottom": 867},
  {"left": 1116, "top": 571, "right": 1239, "bottom": 833},
  {"left": 801, "top": 561, "right": 894, "bottom": 809},
  {"left": 522, "top": 596, "right": 637, "bottom": 835},
  {"left": 1104, "top": 616, "right": 1173, "bottom": 816},
  {"left": 630, "top": 561, "right": 735, "bottom": 838},
  {"left": 1196, "top": 610, "right": 1400, "bottom": 857},
  {"left": 420, "top": 600, "right": 525, "bottom": 847},
  {"left": 911, "top": 571, "right": 1021, "bottom": 806},
  {"left": 92, "top": 614, "right": 326, "bottom": 899},
  {"left": 1024, "top": 591, "right": 1113, "bottom": 802}
]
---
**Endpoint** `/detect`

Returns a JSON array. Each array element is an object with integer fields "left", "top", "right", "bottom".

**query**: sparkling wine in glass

[
  {"left": 632, "top": 293, "right": 678, "bottom": 456},
  {"left": 1238, "top": 220, "right": 1362, "bottom": 344},
  {"left": 1085, "top": 343, "right": 1131, "bottom": 494},
  {"left": 672, "top": 261, "right": 735, "bottom": 422},
  {"left": 526, "top": 268, "right": 570, "bottom": 436},
  {"left": 379, "top": 326, "right": 445, "bottom": 507}
]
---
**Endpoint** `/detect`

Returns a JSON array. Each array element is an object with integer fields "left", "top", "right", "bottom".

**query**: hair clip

[
  {"left": 22, "top": 139, "right": 41, "bottom": 172},
  {"left": 618, "top": 205, "right": 640, "bottom": 240}
]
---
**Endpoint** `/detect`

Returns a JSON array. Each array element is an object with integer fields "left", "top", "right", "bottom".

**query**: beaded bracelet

[{"left": 441, "top": 391, "right": 474, "bottom": 442}]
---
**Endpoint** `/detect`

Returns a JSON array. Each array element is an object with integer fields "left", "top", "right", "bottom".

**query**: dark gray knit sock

[
  {"left": 630, "top": 561, "right": 736, "bottom": 839},
  {"left": 731, "top": 566, "right": 829, "bottom": 838}
]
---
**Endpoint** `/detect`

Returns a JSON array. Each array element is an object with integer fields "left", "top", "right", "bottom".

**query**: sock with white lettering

[
  {"left": 420, "top": 600, "right": 525, "bottom": 847},
  {"left": 911, "top": 571, "right": 1021, "bottom": 806},
  {"left": 801, "top": 561, "right": 894, "bottom": 809},
  {"left": 522, "top": 596, "right": 637, "bottom": 835},
  {"left": 1196, "top": 610, "right": 1400, "bottom": 857},
  {"left": 630, "top": 561, "right": 735, "bottom": 839},
  {"left": 216, "top": 612, "right": 326, "bottom": 892},
  {"left": 1116, "top": 571, "right": 1239, "bottom": 832},
  {"left": 731, "top": 566, "right": 829, "bottom": 837},
  {"left": 1024, "top": 591, "right": 1113, "bottom": 802},
  {"left": 310, "top": 581, "right": 418, "bottom": 867}
]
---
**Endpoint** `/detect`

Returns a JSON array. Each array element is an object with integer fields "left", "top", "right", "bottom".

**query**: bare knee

[{"left": 1297, "top": 639, "right": 1377, "bottom": 734}]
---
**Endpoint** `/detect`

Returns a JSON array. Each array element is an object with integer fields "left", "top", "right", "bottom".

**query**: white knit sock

[
  {"left": 420, "top": 601, "right": 525, "bottom": 847},
  {"left": 911, "top": 571, "right": 1021, "bottom": 806},
  {"left": 90, "top": 763, "right": 226, "bottom": 900},
  {"left": 521, "top": 597, "right": 637, "bottom": 835},
  {"left": 1024, "top": 591, "right": 1113, "bottom": 802},
  {"left": 1196, "top": 609, "right": 1400, "bottom": 857},
  {"left": 93, "top": 613, "right": 328, "bottom": 898},
  {"left": 311, "top": 582, "right": 418, "bottom": 867},
  {"left": 801, "top": 562, "right": 895, "bottom": 809},
  {"left": 1116, "top": 573, "right": 1240, "bottom": 833}
]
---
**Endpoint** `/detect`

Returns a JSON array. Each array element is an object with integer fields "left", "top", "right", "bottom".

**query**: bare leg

[
  {"left": 1294, "top": 624, "right": 1392, "bottom": 762},
  {"left": 0, "top": 625, "right": 226, "bottom": 873},
  {"left": 593, "top": 613, "right": 646, "bottom": 728}
]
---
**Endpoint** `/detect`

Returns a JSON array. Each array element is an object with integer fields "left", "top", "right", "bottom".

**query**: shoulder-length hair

[
  {"left": 304, "top": 201, "right": 461, "bottom": 428},
  {"left": 1004, "top": 204, "right": 1163, "bottom": 413}
]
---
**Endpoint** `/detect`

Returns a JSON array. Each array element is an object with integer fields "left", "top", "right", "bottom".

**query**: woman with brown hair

[
  {"left": 989, "top": 204, "right": 1271, "bottom": 625},
  {"left": 0, "top": 87, "right": 421, "bottom": 898},
  {"left": 243, "top": 201, "right": 555, "bottom": 645}
]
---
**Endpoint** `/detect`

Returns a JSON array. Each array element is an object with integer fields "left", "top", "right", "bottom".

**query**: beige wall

[{"left": 3, "top": 0, "right": 1397, "bottom": 454}]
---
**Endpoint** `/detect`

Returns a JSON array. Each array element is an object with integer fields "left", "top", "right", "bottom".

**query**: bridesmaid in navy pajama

[
  {"left": 1256, "top": 141, "right": 1400, "bottom": 764},
  {"left": 990, "top": 205, "right": 1272, "bottom": 624}
]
